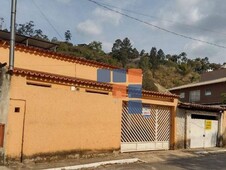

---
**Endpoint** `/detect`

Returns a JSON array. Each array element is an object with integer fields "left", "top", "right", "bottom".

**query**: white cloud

[
  {"left": 93, "top": 7, "right": 122, "bottom": 26},
  {"left": 102, "top": 41, "right": 113, "bottom": 52},
  {"left": 56, "top": 0, "right": 71, "bottom": 4},
  {"left": 184, "top": 37, "right": 225, "bottom": 63},
  {"left": 76, "top": 20, "right": 102, "bottom": 36}
]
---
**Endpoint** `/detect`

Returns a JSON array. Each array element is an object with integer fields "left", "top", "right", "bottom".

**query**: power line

[
  {"left": 87, "top": 0, "right": 226, "bottom": 49},
  {"left": 96, "top": 1, "right": 226, "bottom": 37},
  {"left": 31, "top": 0, "right": 63, "bottom": 40}
]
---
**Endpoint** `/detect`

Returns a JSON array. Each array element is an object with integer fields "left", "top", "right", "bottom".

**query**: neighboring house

[
  {"left": 0, "top": 31, "right": 179, "bottom": 163},
  {"left": 169, "top": 68, "right": 226, "bottom": 106},
  {"left": 176, "top": 102, "right": 226, "bottom": 149}
]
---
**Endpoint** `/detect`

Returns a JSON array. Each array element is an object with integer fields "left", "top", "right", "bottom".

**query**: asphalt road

[{"left": 94, "top": 152, "right": 226, "bottom": 170}]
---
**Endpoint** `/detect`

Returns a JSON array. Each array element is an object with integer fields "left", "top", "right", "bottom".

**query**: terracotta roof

[
  {"left": 168, "top": 77, "right": 226, "bottom": 91},
  {"left": 0, "top": 40, "right": 119, "bottom": 69},
  {"left": 178, "top": 102, "right": 225, "bottom": 112},
  {"left": 12, "top": 67, "right": 178, "bottom": 99},
  {"left": 13, "top": 67, "right": 112, "bottom": 91},
  {"left": 142, "top": 90, "right": 179, "bottom": 98}
]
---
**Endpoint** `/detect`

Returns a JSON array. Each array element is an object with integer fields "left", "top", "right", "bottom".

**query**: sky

[{"left": 0, "top": 0, "right": 226, "bottom": 64}]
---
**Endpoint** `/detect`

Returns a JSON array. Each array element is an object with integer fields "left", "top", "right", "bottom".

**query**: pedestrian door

[
  {"left": 121, "top": 102, "right": 171, "bottom": 152},
  {"left": 190, "top": 116, "right": 218, "bottom": 148}
]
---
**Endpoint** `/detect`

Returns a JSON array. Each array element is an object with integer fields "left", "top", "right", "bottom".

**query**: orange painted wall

[
  {"left": 5, "top": 100, "right": 25, "bottom": 159},
  {"left": 1, "top": 45, "right": 178, "bottom": 159},
  {"left": 0, "top": 46, "right": 141, "bottom": 85},
  {"left": 0, "top": 46, "right": 99, "bottom": 81},
  {"left": 6, "top": 76, "right": 122, "bottom": 157}
]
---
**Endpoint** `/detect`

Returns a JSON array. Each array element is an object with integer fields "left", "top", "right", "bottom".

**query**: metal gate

[
  {"left": 190, "top": 118, "right": 218, "bottom": 148},
  {"left": 121, "top": 102, "right": 171, "bottom": 152}
]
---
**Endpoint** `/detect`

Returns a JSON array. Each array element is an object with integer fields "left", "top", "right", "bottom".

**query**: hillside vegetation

[{"left": 56, "top": 39, "right": 222, "bottom": 91}]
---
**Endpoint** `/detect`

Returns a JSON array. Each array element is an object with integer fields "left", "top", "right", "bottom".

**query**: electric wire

[
  {"left": 96, "top": 1, "right": 226, "bottom": 37},
  {"left": 31, "top": 0, "right": 64, "bottom": 40},
  {"left": 87, "top": 0, "right": 226, "bottom": 49}
]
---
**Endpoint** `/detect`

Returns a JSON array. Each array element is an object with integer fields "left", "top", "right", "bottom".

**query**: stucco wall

[
  {"left": 176, "top": 108, "right": 220, "bottom": 149},
  {"left": 175, "top": 108, "right": 186, "bottom": 149},
  {"left": 6, "top": 76, "right": 123, "bottom": 159},
  {"left": 0, "top": 46, "right": 140, "bottom": 85},
  {"left": 0, "top": 46, "right": 100, "bottom": 81},
  {"left": 222, "top": 111, "right": 226, "bottom": 147}
]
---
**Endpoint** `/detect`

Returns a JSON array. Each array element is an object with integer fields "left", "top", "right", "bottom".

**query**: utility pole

[{"left": 9, "top": 0, "right": 17, "bottom": 72}]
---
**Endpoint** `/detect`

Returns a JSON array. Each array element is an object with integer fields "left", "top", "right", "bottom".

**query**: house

[
  {"left": 0, "top": 31, "right": 179, "bottom": 163},
  {"left": 169, "top": 68, "right": 226, "bottom": 106},
  {"left": 176, "top": 102, "right": 226, "bottom": 149}
]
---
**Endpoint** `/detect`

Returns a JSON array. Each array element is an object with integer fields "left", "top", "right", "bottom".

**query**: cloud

[
  {"left": 76, "top": 20, "right": 102, "bottom": 36},
  {"left": 56, "top": 0, "right": 71, "bottom": 4},
  {"left": 102, "top": 41, "right": 113, "bottom": 52},
  {"left": 93, "top": 7, "right": 122, "bottom": 26},
  {"left": 152, "top": 0, "right": 226, "bottom": 63},
  {"left": 184, "top": 36, "right": 225, "bottom": 63}
]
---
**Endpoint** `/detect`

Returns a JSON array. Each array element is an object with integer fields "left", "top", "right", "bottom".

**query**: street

[{"left": 94, "top": 152, "right": 226, "bottom": 170}]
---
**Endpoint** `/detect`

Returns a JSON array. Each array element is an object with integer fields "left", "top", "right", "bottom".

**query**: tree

[
  {"left": 17, "top": 21, "right": 35, "bottom": 36},
  {"left": 51, "top": 37, "right": 58, "bottom": 43},
  {"left": 16, "top": 20, "right": 49, "bottom": 41},
  {"left": 157, "top": 49, "right": 165, "bottom": 63},
  {"left": 0, "top": 17, "right": 4, "bottom": 30},
  {"left": 139, "top": 55, "right": 150, "bottom": 71},
  {"left": 142, "top": 71, "right": 158, "bottom": 91},
  {"left": 111, "top": 37, "right": 134, "bottom": 67},
  {"left": 65, "top": 30, "right": 72, "bottom": 42},
  {"left": 33, "top": 29, "right": 48, "bottom": 40},
  {"left": 88, "top": 41, "right": 102, "bottom": 51},
  {"left": 149, "top": 47, "right": 159, "bottom": 78}
]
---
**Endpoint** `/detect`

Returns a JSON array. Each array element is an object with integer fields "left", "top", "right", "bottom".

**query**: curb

[
  {"left": 208, "top": 150, "right": 226, "bottom": 154},
  {"left": 44, "top": 158, "right": 140, "bottom": 170},
  {"left": 194, "top": 149, "right": 226, "bottom": 155}
]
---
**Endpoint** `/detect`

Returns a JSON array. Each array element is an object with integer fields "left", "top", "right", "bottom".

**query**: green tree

[
  {"left": 142, "top": 71, "right": 158, "bottom": 91},
  {"left": 88, "top": 41, "right": 103, "bottom": 53},
  {"left": 139, "top": 55, "right": 150, "bottom": 71},
  {"left": 33, "top": 29, "right": 49, "bottom": 40},
  {"left": 65, "top": 30, "right": 72, "bottom": 42},
  {"left": 111, "top": 37, "right": 134, "bottom": 67},
  {"left": 51, "top": 37, "right": 58, "bottom": 43},
  {"left": 157, "top": 49, "right": 165, "bottom": 62},
  {"left": 16, "top": 20, "right": 49, "bottom": 41},
  {"left": 17, "top": 21, "right": 35, "bottom": 36},
  {"left": 149, "top": 47, "right": 159, "bottom": 78}
]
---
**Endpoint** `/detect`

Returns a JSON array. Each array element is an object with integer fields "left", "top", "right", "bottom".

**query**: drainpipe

[{"left": 9, "top": 0, "right": 17, "bottom": 72}]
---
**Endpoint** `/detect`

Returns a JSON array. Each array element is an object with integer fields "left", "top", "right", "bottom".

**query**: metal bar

[{"left": 9, "top": 0, "right": 17, "bottom": 72}]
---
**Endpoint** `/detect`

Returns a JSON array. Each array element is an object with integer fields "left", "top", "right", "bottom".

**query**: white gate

[
  {"left": 121, "top": 102, "right": 171, "bottom": 152},
  {"left": 190, "top": 118, "right": 218, "bottom": 148}
]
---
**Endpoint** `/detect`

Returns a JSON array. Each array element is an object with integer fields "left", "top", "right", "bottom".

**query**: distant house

[{"left": 169, "top": 68, "right": 226, "bottom": 106}]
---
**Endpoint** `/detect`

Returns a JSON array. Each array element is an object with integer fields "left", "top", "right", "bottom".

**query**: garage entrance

[
  {"left": 121, "top": 102, "right": 171, "bottom": 152},
  {"left": 190, "top": 114, "right": 218, "bottom": 148}
]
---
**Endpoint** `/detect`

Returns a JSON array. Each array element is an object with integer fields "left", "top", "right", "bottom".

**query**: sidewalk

[{"left": 4, "top": 147, "right": 226, "bottom": 170}]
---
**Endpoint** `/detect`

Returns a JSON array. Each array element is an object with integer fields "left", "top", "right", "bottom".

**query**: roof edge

[
  {"left": 169, "top": 77, "right": 226, "bottom": 91},
  {"left": 178, "top": 102, "right": 225, "bottom": 112},
  {"left": 0, "top": 40, "right": 119, "bottom": 69},
  {"left": 12, "top": 67, "right": 178, "bottom": 99}
]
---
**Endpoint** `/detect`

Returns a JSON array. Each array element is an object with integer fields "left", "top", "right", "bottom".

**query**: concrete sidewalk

[{"left": 4, "top": 147, "right": 226, "bottom": 170}]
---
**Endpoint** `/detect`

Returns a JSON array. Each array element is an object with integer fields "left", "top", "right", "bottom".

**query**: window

[
  {"left": 14, "top": 107, "right": 20, "bottom": 113},
  {"left": 189, "top": 90, "right": 200, "bottom": 102},
  {"left": 27, "top": 82, "right": 51, "bottom": 88},
  {"left": 205, "top": 89, "right": 211, "bottom": 96},
  {"left": 179, "top": 92, "right": 185, "bottom": 99}
]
